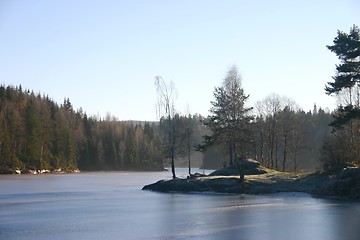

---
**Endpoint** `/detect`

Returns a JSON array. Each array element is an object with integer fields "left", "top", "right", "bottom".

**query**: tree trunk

[
  {"left": 229, "top": 142, "right": 233, "bottom": 166},
  {"left": 237, "top": 156, "right": 245, "bottom": 184},
  {"left": 171, "top": 156, "right": 176, "bottom": 179},
  {"left": 188, "top": 150, "right": 191, "bottom": 176}
]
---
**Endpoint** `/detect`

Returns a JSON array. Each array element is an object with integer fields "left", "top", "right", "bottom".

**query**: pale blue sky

[{"left": 1, "top": 0, "right": 359, "bottom": 120}]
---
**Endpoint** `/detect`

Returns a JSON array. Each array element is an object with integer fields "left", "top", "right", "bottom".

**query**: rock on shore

[{"left": 209, "top": 159, "right": 267, "bottom": 176}]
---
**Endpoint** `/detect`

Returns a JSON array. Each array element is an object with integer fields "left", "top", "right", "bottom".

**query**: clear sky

[{"left": 1, "top": 1, "right": 359, "bottom": 121}]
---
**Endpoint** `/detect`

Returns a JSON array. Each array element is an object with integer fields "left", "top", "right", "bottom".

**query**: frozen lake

[{"left": 1, "top": 169, "right": 360, "bottom": 240}]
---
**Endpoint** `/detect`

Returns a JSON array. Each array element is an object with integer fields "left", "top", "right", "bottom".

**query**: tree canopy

[
  {"left": 326, "top": 25, "right": 360, "bottom": 127},
  {"left": 321, "top": 25, "right": 360, "bottom": 171}
]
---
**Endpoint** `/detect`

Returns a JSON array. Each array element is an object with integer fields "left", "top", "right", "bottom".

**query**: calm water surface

[{"left": 1, "top": 169, "right": 360, "bottom": 240}]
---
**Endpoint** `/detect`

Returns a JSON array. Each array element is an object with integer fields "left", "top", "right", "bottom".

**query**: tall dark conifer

[
  {"left": 326, "top": 25, "right": 360, "bottom": 127},
  {"left": 197, "top": 66, "right": 253, "bottom": 166},
  {"left": 322, "top": 25, "right": 360, "bottom": 170}
]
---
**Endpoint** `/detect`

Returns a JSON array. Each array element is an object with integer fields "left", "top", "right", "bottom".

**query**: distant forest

[
  {"left": 0, "top": 85, "right": 165, "bottom": 171},
  {"left": 0, "top": 84, "right": 338, "bottom": 173}
]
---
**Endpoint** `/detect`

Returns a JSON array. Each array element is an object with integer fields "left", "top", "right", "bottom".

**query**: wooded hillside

[{"left": 0, "top": 85, "right": 163, "bottom": 172}]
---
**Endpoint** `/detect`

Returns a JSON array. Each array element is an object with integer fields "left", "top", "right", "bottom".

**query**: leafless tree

[{"left": 154, "top": 76, "right": 177, "bottom": 178}]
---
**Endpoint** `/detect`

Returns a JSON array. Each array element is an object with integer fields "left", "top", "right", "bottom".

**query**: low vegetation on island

[{"left": 143, "top": 159, "right": 360, "bottom": 200}]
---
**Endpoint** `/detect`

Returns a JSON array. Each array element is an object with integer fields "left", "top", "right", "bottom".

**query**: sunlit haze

[{"left": 1, "top": 1, "right": 359, "bottom": 120}]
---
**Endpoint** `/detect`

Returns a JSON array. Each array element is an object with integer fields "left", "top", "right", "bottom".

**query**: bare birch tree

[{"left": 154, "top": 76, "right": 177, "bottom": 178}]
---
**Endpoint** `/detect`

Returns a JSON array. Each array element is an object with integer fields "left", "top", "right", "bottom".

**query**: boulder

[{"left": 209, "top": 159, "right": 267, "bottom": 176}]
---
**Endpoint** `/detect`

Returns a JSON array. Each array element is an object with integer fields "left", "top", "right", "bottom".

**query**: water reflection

[
  {"left": 0, "top": 172, "right": 359, "bottom": 240},
  {"left": 148, "top": 191, "right": 360, "bottom": 240}
]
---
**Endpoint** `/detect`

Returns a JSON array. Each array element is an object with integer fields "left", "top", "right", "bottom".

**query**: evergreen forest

[{"left": 0, "top": 85, "right": 165, "bottom": 172}]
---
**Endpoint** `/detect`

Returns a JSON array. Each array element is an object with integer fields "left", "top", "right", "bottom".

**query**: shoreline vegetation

[{"left": 142, "top": 159, "right": 360, "bottom": 201}]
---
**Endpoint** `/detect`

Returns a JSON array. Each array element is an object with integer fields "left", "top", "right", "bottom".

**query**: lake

[{"left": 1, "top": 169, "right": 360, "bottom": 240}]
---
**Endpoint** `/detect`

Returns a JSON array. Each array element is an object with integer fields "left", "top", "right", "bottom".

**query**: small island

[
  {"left": 143, "top": 159, "right": 360, "bottom": 201},
  {"left": 147, "top": 25, "right": 360, "bottom": 202}
]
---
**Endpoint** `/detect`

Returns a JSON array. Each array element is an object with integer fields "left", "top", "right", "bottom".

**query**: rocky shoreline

[
  {"left": 142, "top": 160, "right": 360, "bottom": 201},
  {"left": 0, "top": 167, "right": 80, "bottom": 175}
]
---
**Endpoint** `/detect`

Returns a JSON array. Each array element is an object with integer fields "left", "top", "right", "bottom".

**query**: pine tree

[
  {"left": 197, "top": 66, "right": 253, "bottom": 166},
  {"left": 326, "top": 25, "right": 360, "bottom": 127}
]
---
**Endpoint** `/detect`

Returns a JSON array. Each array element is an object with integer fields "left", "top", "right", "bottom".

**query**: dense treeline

[
  {"left": 200, "top": 91, "right": 334, "bottom": 172},
  {"left": 0, "top": 83, "right": 354, "bottom": 174},
  {"left": 200, "top": 100, "right": 355, "bottom": 172},
  {"left": 252, "top": 103, "right": 332, "bottom": 171},
  {"left": 0, "top": 85, "right": 164, "bottom": 172},
  {"left": 201, "top": 101, "right": 358, "bottom": 173}
]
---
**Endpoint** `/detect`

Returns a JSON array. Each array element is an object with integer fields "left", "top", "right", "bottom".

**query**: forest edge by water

[{"left": 1, "top": 26, "right": 360, "bottom": 202}]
